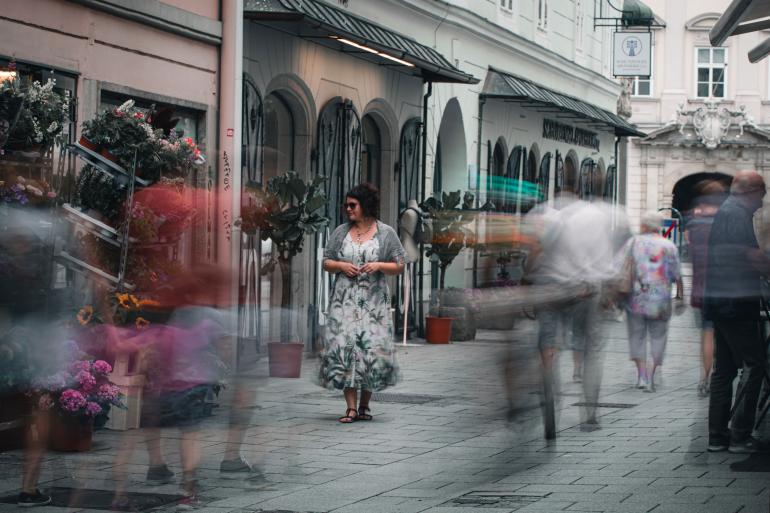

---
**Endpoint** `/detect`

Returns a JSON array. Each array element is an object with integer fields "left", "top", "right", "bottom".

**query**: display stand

[{"left": 57, "top": 143, "right": 145, "bottom": 429}]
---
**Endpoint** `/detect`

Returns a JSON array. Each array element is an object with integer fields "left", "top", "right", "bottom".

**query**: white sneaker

[{"left": 636, "top": 376, "right": 648, "bottom": 389}]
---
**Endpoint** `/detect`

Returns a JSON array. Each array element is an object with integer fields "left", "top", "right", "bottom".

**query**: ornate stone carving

[
  {"left": 670, "top": 102, "right": 757, "bottom": 150},
  {"left": 617, "top": 77, "right": 634, "bottom": 119}
]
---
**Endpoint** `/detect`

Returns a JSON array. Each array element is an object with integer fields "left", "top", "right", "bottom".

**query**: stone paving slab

[{"left": 1, "top": 298, "right": 769, "bottom": 513}]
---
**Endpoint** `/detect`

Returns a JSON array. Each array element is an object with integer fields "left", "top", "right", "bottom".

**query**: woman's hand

[
  {"left": 339, "top": 261, "right": 360, "bottom": 277},
  {"left": 360, "top": 262, "right": 381, "bottom": 275}
]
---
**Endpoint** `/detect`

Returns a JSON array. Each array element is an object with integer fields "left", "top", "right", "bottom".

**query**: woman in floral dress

[{"left": 319, "top": 183, "right": 405, "bottom": 423}]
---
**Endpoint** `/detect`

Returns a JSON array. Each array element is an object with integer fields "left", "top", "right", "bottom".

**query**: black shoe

[
  {"left": 707, "top": 439, "right": 729, "bottom": 452},
  {"left": 729, "top": 437, "right": 769, "bottom": 454},
  {"left": 17, "top": 490, "right": 51, "bottom": 507},
  {"left": 146, "top": 464, "right": 175, "bottom": 484},
  {"left": 220, "top": 457, "right": 253, "bottom": 473}
]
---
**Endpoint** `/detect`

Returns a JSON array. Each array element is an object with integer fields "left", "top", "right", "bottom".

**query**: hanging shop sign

[
  {"left": 542, "top": 119, "right": 600, "bottom": 151},
  {"left": 613, "top": 31, "right": 652, "bottom": 77}
]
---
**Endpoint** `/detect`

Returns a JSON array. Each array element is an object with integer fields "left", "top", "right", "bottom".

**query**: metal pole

[{"left": 418, "top": 81, "right": 432, "bottom": 337}]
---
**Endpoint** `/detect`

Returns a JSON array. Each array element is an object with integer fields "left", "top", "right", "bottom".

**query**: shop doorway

[
  {"left": 672, "top": 172, "right": 731, "bottom": 215},
  {"left": 361, "top": 114, "right": 382, "bottom": 190},
  {"left": 563, "top": 153, "right": 577, "bottom": 193}
]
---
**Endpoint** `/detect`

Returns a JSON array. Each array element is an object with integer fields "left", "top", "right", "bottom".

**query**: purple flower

[
  {"left": 85, "top": 402, "right": 102, "bottom": 416},
  {"left": 60, "top": 389, "right": 86, "bottom": 412},
  {"left": 92, "top": 360, "right": 112, "bottom": 374},
  {"left": 75, "top": 370, "right": 96, "bottom": 392}
]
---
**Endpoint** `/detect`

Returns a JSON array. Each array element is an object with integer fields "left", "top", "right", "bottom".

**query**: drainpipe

[
  {"left": 613, "top": 135, "right": 620, "bottom": 229},
  {"left": 473, "top": 95, "right": 486, "bottom": 289},
  {"left": 418, "top": 81, "right": 432, "bottom": 337},
  {"left": 218, "top": 0, "right": 243, "bottom": 365}
]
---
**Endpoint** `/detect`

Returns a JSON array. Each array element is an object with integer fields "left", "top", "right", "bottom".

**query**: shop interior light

[
  {"left": 331, "top": 36, "right": 415, "bottom": 67},
  {"left": 0, "top": 70, "right": 17, "bottom": 83}
]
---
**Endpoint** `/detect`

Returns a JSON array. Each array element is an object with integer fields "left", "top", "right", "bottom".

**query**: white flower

[
  {"left": 117, "top": 99, "right": 135, "bottom": 113},
  {"left": 47, "top": 121, "right": 59, "bottom": 133}
]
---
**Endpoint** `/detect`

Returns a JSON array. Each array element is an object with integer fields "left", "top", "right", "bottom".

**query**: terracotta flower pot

[
  {"left": 425, "top": 316, "right": 452, "bottom": 344},
  {"left": 267, "top": 342, "right": 303, "bottom": 378},
  {"left": 78, "top": 135, "right": 99, "bottom": 152},
  {"left": 49, "top": 416, "right": 94, "bottom": 452},
  {"left": 100, "top": 147, "right": 118, "bottom": 163}
]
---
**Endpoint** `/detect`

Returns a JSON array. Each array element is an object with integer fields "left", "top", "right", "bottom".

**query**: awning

[
  {"left": 243, "top": 0, "right": 479, "bottom": 84},
  {"left": 710, "top": 0, "right": 770, "bottom": 46},
  {"left": 482, "top": 68, "right": 646, "bottom": 138},
  {"left": 749, "top": 36, "right": 770, "bottom": 63},
  {"left": 622, "top": 0, "right": 655, "bottom": 28}
]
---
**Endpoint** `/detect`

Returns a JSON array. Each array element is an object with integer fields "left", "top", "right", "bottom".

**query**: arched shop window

[
  {"left": 242, "top": 73, "right": 264, "bottom": 185},
  {"left": 578, "top": 157, "right": 596, "bottom": 200},
  {"left": 398, "top": 117, "right": 422, "bottom": 211},
  {"left": 361, "top": 114, "right": 382, "bottom": 190},
  {"left": 563, "top": 153, "right": 577, "bottom": 193},
  {"left": 604, "top": 165, "right": 617, "bottom": 201},
  {"left": 539, "top": 152, "right": 552, "bottom": 203},
  {"left": 487, "top": 137, "right": 507, "bottom": 208},
  {"left": 554, "top": 150, "right": 564, "bottom": 196},
  {"left": 316, "top": 98, "right": 361, "bottom": 227}
]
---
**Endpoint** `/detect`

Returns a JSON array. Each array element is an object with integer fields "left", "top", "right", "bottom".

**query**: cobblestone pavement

[{"left": 1, "top": 301, "right": 769, "bottom": 513}]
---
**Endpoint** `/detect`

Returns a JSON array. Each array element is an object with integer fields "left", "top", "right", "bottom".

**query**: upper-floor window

[
  {"left": 696, "top": 47, "right": 727, "bottom": 98},
  {"left": 538, "top": 0, "right": 548, "bottom": 29},
  {"left": 500, "top": 0, "right": 513, "bottom": 12},
  {"left": 632, "top": 51, "right": 654, "bottom": 97}
]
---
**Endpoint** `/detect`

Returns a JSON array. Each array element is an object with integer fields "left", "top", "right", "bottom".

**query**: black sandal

[
  {"left": 357, "top": 406, "right": 373, "bottom": 421},
  {"left": 339, "top": 408, "right": 358, "bottom": 423}
]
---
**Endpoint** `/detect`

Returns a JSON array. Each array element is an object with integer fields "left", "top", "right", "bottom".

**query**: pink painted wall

[{"left": 0, "top": 0, "right": 219, "bottom": 110}]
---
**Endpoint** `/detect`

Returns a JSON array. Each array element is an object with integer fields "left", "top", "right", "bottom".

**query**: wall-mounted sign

[
  {"left": 542, "top": 119, "right": 600, "bottom": 151},
  {"left": 613, "top": 31, "right": 651, "bottom": 77}
]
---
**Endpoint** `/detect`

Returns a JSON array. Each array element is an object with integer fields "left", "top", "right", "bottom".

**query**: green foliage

[
  {"left": 5, "top": 79, "right": 70, "bottom": 151},
  {"left": 257, "top": 171, "right": 330, "bottom": 267}
]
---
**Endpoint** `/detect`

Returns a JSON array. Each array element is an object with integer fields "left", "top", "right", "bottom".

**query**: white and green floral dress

[{"left": 319, "top": 228, "right": 401, "bottom": 391}]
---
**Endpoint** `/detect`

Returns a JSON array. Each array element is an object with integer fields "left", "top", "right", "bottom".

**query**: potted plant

[
  {"left": 241, "top": 171, "right": 329, "bottom": 377},
  {"left": 4, "top": 78, "right": 70, "bottom": 155},
  {"left": 419, "top": 191, "right": 483, "bottom": 343},
  {"left": 31, "top": 352, "right": 124, "bottom": 452}
]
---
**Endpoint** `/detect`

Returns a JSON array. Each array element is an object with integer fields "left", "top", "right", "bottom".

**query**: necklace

[{"left": 355, "top": 220, "right": 374, "bottom": 244}]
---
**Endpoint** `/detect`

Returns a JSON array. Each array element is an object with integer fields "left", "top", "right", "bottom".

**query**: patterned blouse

[{"left": 625, "top": 233, "right": 681, "bottom": 320}]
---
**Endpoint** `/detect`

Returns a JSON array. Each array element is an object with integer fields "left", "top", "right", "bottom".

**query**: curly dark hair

[{"left": 345, "top": 182, "right": 380, "bottom": 219}]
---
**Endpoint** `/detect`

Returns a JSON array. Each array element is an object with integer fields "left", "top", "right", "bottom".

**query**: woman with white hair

[{"left": 623, "top": 211, "right": 683, "bottom": 392}]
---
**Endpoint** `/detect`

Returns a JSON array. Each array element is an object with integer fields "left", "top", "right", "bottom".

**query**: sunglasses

[{"left": 344, "top": 202, "right": 359, "bottom": 210}]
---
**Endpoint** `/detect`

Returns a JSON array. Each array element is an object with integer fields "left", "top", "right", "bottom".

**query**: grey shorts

[
  {"left": 537, "top": 297, "right": 601, "bottom": 352},
  {"left": 627, "top": 313, "right": 669, "bottom": 365}
]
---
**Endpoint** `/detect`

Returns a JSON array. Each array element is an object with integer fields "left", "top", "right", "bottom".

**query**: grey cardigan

[{"left": 323, "top": 221, "right": 407, "bottom": 273}]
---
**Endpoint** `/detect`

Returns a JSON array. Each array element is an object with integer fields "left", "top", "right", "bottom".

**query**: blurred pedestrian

[
  {"left": 685, "top": 180, "right": 726, "bottom": 397},
  {"left": 319, "top": 183, "right": 405, "bottom": 423},
  {"left": 705, "top": 170, "right": 770, "bottom": 454},
  {"left": 622, "top": 211, "right": 683, "bottom": 392}
]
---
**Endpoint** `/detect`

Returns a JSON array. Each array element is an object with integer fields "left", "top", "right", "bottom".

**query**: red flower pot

[
  {"left": 78, "top": 135, "right": 99, "bottom": 152},
  {"left": 49, "top": 416, "right": 93, "bottom": 452},
  {"left": 425, "top": 316, "right": 452, "bottom": 344},
  {"left": 100, "top": 148, "right": 118, "bottom": 163},
  {"left": 267, "top": 342, "right": 303, "bottom": 378}
]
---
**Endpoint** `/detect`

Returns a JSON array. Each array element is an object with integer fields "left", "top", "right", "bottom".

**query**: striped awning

[
  {"left": 244, "top": 0, "right": 479, "bottom": 84},
  {"left": 482, "top": 68, "right": 646, "bottom": 138}
]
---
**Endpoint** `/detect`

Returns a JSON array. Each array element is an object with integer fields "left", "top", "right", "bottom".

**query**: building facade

[
  {"left": 626, "top": 0, "right": 770, "bottom": 234},
  {"left": 239, "top": 0, "right": 637, "bottom": 347}
]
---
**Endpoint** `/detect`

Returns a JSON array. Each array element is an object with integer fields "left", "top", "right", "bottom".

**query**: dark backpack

[{"left": 398, "top": 206, "right": 431, "bottom": 244}]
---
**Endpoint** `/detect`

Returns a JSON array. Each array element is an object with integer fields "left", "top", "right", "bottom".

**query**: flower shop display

[{"left": 0, "top": 174, "right": 57, "bottom": 207}]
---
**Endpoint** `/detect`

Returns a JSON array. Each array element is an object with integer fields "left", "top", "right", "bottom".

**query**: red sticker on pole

[{"left": 226, "top": 128, "right": 234, "bottom": 137}]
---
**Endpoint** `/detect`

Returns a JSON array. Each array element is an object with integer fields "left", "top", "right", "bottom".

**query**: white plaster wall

[{"left": 626, "top": 0, "right": 770, "bottom": 231}]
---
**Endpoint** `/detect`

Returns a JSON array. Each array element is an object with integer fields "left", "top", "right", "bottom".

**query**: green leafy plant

[
  {"left": 420, "top": 191, "right": 492, "bottom": 306},
  {"left": 5, "top": 79, "right": 70, "bottom": 151},
  {"left": 251, "top": 171, "right": 330, "bottom": 340}
]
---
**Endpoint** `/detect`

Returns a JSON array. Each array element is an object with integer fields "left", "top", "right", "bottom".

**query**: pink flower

[
  {"left": 69, "top": 360, "right": 90, "bottom": 373},
  {"left": 85, "top": 402, "right": 102, "bottom": 416},
  {"left": 75, "top": 370, "right": 96, "bottom": 392},
  {"left": 93, "top": 360, "right": 112, "bottom": 374},
  {"left": 97, "top": 384, "right": 120, "bottom": 402},
  {"left": 60, "top": 389, "right": 86, "bottom": 412},
  {"left": 38, "top": 394, "right": 54, "bottom": 410},
  {"left": 46, "top": 191, "right": 57, "bottom": 198}
]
